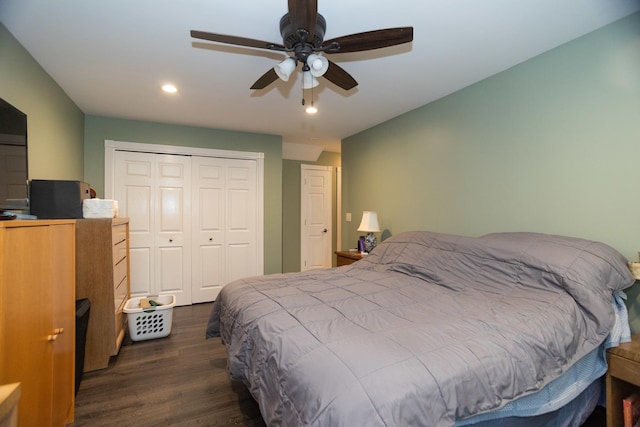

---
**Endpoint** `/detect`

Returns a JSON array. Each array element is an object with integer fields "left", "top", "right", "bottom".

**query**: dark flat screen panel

[{"left": 0, "top": 98, "right": 28, "bottom": 210}]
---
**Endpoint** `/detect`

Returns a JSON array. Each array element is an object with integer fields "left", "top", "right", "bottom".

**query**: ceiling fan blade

[
  {"left": 288, "top": 0, "right": 317, "bottom": 42},
  {"left": 323, "top": 61, "right": 358, "bottom": 91},
  {"left": 250, "top": 68, "right": 279, "bottom": 90},
  {"left": 191, "top": 30, "right": 286, "bottom": 51},
  {"left": 322, "top": 27, "right": 413, "bottom": 53}
]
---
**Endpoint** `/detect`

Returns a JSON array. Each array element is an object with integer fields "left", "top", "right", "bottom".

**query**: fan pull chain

[{"left": 302, "top": 69, "right": 317, "bottom": 114}]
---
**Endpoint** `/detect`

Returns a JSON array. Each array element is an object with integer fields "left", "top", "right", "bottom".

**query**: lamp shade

[
  {"left": 302, "top": 71, "right": 319, "bottom": 89},
  {"left": 357, "top": 211, "right": 380, "bottom": 233},
  {"left": 307, "top": 54, "right": 329, "bottom": 77},
  {"left": 274, "top": 57, "right": 296, "bottom": 82}
]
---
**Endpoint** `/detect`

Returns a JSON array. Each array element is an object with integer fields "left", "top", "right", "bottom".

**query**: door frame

[{"left": 104, "top": 139, "right": 264, "bottom": 277}]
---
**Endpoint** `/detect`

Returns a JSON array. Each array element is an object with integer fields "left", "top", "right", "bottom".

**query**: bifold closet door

[
  {"left": 113, "top": 149, "right": 259, "bottom": 305},
  {"left": 114, "top": 151, "right": 192, "bottom": 306},
  {"left": 191, "top": 157, "right": 258, "bottom": 303}
]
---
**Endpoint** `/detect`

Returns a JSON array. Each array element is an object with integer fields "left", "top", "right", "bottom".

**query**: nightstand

[
  {"left": 335, "top": 250, "right": 365, "bottom": 266},
  {"left": 606, "top": 334, "right": 640, "bottom": 427}
]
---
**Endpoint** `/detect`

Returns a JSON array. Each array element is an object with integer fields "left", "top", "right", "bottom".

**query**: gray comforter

[{"left": 207, "top": 231, "right": 634, "bottom": 426}]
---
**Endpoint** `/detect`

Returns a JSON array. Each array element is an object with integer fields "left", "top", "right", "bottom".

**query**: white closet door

[
  {"left": 114, "top": 151, "right": 192, "bottom": 305},
  {"left": 155, "top": 154, "right": 192, "bottom": 306},
  {"left": 107, "top": 140, "right": 263, "bottom": 306},
  {"left": 114, "top": 151, "right": 155, "bottom": 298},
  {"left": 226, "top": 159, "right": 258, "bottom": 283},
  {"left": 191, "top": 156, "right": 226, "bottom": 303},
  {"left": 191, "top": 157, "right": 257, "bottom": 302}
]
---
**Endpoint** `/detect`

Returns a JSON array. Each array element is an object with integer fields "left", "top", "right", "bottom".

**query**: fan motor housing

[{"left": 279, "top": 13, "right": 326, "bottom": 49}]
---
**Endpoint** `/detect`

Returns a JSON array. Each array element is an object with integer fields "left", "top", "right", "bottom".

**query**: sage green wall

[
  {"left": 282, "top": 151, "right": 341, "bottom": 273},
  {"left": 342, "top": 12, "right": 640, "bottom": 330},
  {"left": 0, "top": 23, "right": 84, "bottom": 180},
  {"left": 84, "top": 115, "right": 283, "bottom": 275}
]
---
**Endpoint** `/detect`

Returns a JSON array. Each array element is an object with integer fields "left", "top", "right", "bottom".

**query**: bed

[{"left": 206, "top": 230, "right": 635, "bottom": 426}]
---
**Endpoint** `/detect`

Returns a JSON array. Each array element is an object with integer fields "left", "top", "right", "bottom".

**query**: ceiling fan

[{"left": 190, "top": 0, "right": 413, "bottom": 91}]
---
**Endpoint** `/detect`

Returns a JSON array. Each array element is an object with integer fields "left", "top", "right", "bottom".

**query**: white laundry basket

[{"left": 123, "top": 294, "right": 176, "bottom": 341}]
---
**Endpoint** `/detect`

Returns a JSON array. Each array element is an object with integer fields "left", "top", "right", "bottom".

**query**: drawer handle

[{"left": 47, "top": 334, "right": 57, "bottom": 342}]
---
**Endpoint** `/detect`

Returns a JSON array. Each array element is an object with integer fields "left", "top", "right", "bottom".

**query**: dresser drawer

[
  {"left": 112, "top": 223, "right": 127, "bottom": 247},
  {"left": 112, "top": 239, "right": 127, "bottom": 266},
  {"left": 114, "top": 271, "right": 128, "bottom": 311},
  {"left": 113, "top": 297, "right": 127, "bottom": 355},
  {"left": 113, "top": 257, "right": 127, "bottom": 289}
]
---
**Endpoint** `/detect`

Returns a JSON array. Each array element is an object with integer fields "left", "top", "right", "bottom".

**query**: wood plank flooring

[
  {"left": 70, "top": 302, "right": 265, "bottom": 426},
  {"left": 71, "top": 302, "right": 605, "bottom": 427}
]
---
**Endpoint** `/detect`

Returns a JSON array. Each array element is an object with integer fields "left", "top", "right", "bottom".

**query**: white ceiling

[{"left": 1, "top": 0, "right": 639, "bottom": 154}]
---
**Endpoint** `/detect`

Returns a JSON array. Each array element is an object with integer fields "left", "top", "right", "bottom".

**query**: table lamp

[{"left": 357, "top": 211, "right": 381, "bottom": 253}]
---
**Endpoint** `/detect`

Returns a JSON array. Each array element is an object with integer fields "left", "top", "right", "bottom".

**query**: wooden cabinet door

[
  {"left": 50, "top": 223, "right": 75, "bottom": 425},
  {"left": 0, "top": 225, "right": 54, "bottom": 426},
  {"left": 0, "top": 221, "right": 75, "bottom": 427}
]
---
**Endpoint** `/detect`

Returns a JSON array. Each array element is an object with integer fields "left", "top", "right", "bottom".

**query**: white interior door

[{"left": 301, "top": 165, "right": 332, "bottom": 271}]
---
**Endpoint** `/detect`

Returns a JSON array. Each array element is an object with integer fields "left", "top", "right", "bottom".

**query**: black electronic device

[{"left": 29, "top": 179, "right": 91, "bottom": 219}]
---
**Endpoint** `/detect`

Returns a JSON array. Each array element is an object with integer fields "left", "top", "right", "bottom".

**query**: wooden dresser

[
  {"left": 0, "top": 220, "right": 76, "bottom": 426},
  {"left": 75, "top": 218, "right": 130, "bottom": 372}
]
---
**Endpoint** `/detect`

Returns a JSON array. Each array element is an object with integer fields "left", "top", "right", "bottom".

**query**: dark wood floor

[
  {"left": 71, "top": 302, "right": 605, "bottom": 427},
  {"left": 71, "top": 302, "right": 266, "bottom": 426}
]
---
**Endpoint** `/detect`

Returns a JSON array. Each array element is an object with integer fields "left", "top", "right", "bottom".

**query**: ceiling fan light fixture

[
  {"left": 307, "top": 54, "right": 329, "bottom": 77},
  {"left": 302, "top": 71, "right": 319, "bottom": 89},
  {"left": 191, "top": 1, "right": 414, "bottom": 92},
  {"left": 274, "top": 57, "right": 297, "bottom": 82}
]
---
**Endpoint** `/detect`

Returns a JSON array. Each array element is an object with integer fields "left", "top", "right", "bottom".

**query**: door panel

[
  {"left": 191, "top": 157, "right": 226, "bottom": 302},
  {"left": 159, "top": 247, "right": 184, "bottom": 292},
  {"left": 228, "top": 243, "right": 251, "bottom": 283},
  {"left": 115, "top": 152, "right": 154, "bottom": 296},
  {"left": 129, "top": 247, "right": 151, "bottom": 296},
  {"left": 301, "top": 165, "right": 332, "bottom": 271},
  {"left": 155, "top": 154, "right": 191, "bottom": 305},
  {"left": 226, "top": 159, "right": 257, "bottom": 281},
  {"left": 191, "top": 157, "right": 257, "bottom": 302}
]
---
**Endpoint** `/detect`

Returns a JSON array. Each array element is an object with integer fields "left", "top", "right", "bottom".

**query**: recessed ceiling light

[{"left": 161, "top": 84, "right": 178, "bottom": 93}]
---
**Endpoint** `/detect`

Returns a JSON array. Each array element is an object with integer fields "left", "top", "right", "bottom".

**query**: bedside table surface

[
  {"left": 608, "top": 334, "right": 640, "bottom": 363},
  {"left": 606, "top": 334, "right": 640, "bottom": 427},
  {"left": 335, "top": 250, "right": 365, "bottom": 260}
]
